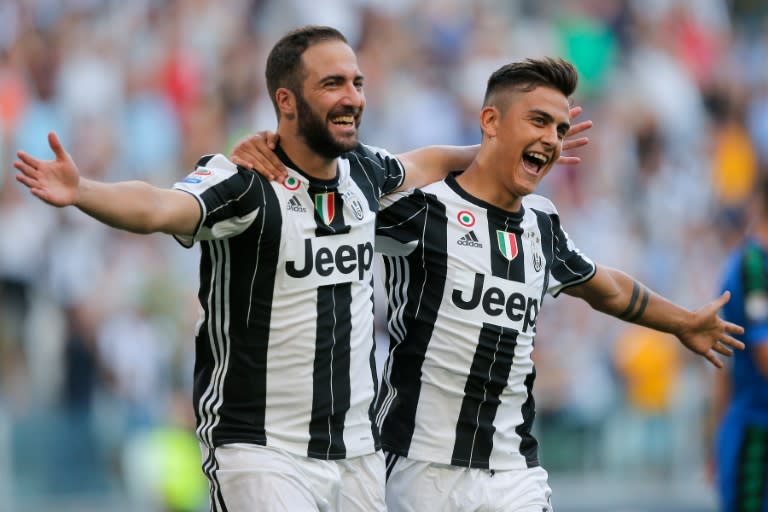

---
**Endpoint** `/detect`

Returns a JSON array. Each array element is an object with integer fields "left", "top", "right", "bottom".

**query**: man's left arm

[
  {"left": 563, "top": 265, "right": 745, "bottom": 368},
  {"left": 395, "top": 145, "right": 478, "bottom": 191}
]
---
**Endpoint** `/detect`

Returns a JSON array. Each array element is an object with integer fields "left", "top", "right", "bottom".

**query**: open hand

[
  {"left": 557, "top": 105, "right": 593, "bottom": 166},
  {"left": 14, "top": 132, "right": 80, "bottom": 207},
  {"left": 678, "top": 291, "right": 745, "bottom": 369}
]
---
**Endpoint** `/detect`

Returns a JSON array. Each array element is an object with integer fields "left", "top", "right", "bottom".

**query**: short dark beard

[{"left": 295, "top": 91, "right": 359, "bottom": 159}]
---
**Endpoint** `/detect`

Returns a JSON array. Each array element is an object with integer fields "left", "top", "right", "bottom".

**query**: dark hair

[
  {"left": 265, "top": 25, "right": 348, "bottom": 116},
  {"left": 483, "top": 58, "right": 578, "bottom": 111}
]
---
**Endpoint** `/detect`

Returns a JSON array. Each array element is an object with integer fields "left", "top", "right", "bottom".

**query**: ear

[
  {"left": 480, "top": 106, "right": 500, "bottom": 138},
  {"left": 275, "top": 88, "right": 296, "bottom": 120}
]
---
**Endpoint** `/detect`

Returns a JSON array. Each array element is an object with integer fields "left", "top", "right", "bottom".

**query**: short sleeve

[
  {"left": 172, "top": 153, "right": 268, "bottom": 246},
  {"left": 351, "top": 144, "right": 406, "bottom": 196}
]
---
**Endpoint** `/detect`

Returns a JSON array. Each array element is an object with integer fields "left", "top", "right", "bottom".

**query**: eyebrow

[
  {"left": 320, "top": 73, "right": 365, "bottom": 84},
  {"left": 530, "top": 109, "right": 571, "bottom": 133}
]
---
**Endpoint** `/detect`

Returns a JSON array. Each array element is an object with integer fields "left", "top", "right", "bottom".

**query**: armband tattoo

[{"left": 618, "top": 281, "right": 650, "bottom": 322}]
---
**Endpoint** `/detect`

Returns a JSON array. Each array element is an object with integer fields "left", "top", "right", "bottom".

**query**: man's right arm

[
  {"left": 15, "top": 131, "right": 200, "bottom": 237},
  {"left": 564, "top": 265, "right": 744, "bottom": 368},
  {"left": 74, "top": 178, "right": 200, "bottom": 236}
]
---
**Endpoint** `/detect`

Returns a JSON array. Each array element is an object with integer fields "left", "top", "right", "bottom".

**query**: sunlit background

[{"left": 0, "top": 0, "right": 766, "bottom": 510}]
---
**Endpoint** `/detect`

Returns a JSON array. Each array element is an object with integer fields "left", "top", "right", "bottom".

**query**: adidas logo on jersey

[
  {"left": 287, "top": 196, "right": 307, "bottom": 212},
  {"left": 457, "top": 230, "right": 483, "bottom": 248}
]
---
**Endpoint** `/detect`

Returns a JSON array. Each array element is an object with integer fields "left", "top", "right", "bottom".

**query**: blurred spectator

[
  {"left": 707, "top": 82, "right": 759, "bottom": 239},
  {"left": 555, "top": 1, "right": 619, "bottom": 99},
  {"left": 0, "top": 178, "right": 56, "bottom": 406},
  {"left": 612, "top": 325, "right": 682, "bottom": 471},
  {"left": 121, "top": 392, "right": 207, "bottom": 512}
]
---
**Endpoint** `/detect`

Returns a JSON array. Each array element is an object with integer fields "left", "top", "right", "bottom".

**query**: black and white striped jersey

[
  {"left": 172, "top": 143, "right": 404, "bottom": 460},
  {"left": 374, "top": 173, "right": 596, "bottom": 470}
]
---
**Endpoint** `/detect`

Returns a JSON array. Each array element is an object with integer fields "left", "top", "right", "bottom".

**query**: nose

[
  {"left": 541, "top": 125, "right": 559, "bottom": 146},
  {"left": 341, "top": 81, "right": 364, "bottom": 107}
]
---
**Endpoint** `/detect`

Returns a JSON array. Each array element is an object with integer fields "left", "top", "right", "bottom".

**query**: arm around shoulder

[{"left": 396, "top": 144, "right": 479, "bottom": 190}]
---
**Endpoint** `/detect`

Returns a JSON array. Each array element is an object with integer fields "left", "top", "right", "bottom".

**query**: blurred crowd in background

[{"left": 0, "top": 0, "right": 767, "bottom": 510}]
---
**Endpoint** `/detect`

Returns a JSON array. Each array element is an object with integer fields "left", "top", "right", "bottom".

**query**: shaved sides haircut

[{"left": 483, "top": 58, "right": 578, "bottom": 113}]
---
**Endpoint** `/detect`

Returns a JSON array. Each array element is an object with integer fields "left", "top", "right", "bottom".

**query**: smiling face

[
  {"left": 483, "top": 85, "right": 571, "bottom": 204},
  {"left": 293, "top": 40, "right": 364, "bottom": 159}
]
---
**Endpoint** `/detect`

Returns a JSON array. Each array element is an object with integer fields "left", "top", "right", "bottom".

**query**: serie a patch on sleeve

[{"left": 182, "top": 167, "right": 213, "bottom": 184}]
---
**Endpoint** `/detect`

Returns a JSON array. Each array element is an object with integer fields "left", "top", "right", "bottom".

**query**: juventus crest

[{"left": 526, "top": 231, "right": 543, "bottom": 272}]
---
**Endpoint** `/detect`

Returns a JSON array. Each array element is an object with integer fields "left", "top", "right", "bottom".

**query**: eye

[{"left": 322, "top": 76, "right": 347, "bottom": 89}]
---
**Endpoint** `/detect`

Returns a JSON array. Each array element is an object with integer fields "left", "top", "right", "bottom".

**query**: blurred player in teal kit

[{"left": 714, "top": 176, "right": 768, "bottom": 512}]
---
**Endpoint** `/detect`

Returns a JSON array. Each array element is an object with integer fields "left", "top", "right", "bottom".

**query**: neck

[
  {"left": 456, "top": 155, "right": 522, "bottom": 212},
  {"left": 277, "top": 127, "right": 338, "bottom": 180}
]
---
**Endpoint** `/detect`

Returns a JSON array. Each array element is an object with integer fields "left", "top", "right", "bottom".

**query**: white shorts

[
  {"left": 385, "top": 452, "right": 553, "bottom": 512},
  {"left": 201, "top": 443, "right": 386, "bottom": 512}
]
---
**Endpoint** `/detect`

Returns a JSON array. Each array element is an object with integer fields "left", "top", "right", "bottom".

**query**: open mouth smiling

[
  {"left": 522, "top": 151, "right": 549, "bottom": 174},
  {"left": 330, "top": 115, "right": 356, "bottom": 127}
]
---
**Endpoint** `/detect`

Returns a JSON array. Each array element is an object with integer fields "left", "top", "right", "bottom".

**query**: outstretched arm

[
  {"left": 563, "top": 265, "right": 745, "bottom": 368},
  {"left": 231, "top": 106, "right": 593, "bottom": 186},
  {"left": 14, "top": 132, "right": 200, "bottom": 236}
]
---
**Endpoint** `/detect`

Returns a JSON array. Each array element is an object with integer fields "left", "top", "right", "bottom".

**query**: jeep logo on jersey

[
  {"left": 496, "top": 230, "right": 518, "bottom": 260},
  {"left": 452, "top": 273, "right": 538, "bottom": 332},
  {"left": 314, "top": 193, "right": 335, "bottom": 224},
  {"left": 286, "top": 238, "right": 374, "bottom": 280}
]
